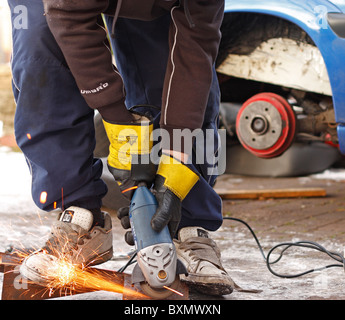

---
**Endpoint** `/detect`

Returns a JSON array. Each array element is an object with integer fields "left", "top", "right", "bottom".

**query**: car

[
  {"left": 95, "top": 0, "right": 345, "bottom": 184},
  {"left": 216, "top": 0, "right": 345, "bottom": 176}
]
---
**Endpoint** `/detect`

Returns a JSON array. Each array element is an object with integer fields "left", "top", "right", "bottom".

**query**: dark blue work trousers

[{"left": 8, "top": 0, "right": 223, "bottom": 231}]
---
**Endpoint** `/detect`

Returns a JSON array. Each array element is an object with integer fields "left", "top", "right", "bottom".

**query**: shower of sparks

[
  {"left": 1, "top": 192, "right": 182, "bottom": 299},
  {"left": 1, "top": 213, "right": 147, "bottom": 299},
  {"left": 34, "top": 256, "right": 148, "bottom": 299},
  {"left": 5, "top": 248, "right": 148, "bottom": 299},
  {"left": 17, "top": 231, "right": 148, "bottom": 298},
  {"left": 5, "top": 244, "right": 184, "bottom": 299}
]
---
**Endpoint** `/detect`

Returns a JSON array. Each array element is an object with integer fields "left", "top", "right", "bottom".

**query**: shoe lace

[{"left": 179, "top": 237, "right": 225, "bottom": 270}]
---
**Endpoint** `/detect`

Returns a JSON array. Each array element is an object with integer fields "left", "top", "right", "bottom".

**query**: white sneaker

[
  {"left": 20, "top": 206, "right": 113, "bottom": 286},
  {"left": 174, "top": 227, "right": 234, "bottom": 296}
]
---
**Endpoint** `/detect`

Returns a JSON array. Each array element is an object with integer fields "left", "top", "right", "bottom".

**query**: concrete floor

[{"left": 1, "top": 148, "right": 345, "bottom": 300}]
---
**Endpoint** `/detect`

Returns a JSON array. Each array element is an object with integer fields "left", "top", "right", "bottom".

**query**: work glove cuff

[{"left": 155, "top": 153, "right": 200, "bottom": 201}]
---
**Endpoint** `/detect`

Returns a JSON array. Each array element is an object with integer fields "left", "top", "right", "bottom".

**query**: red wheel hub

[{"left": 236, "top": 93, "right": 297, "bottom": 158}]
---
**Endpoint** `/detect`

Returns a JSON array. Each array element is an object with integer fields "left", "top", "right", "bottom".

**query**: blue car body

[{"left": 223, "top": 0, "right": 345, "bottom": 154}]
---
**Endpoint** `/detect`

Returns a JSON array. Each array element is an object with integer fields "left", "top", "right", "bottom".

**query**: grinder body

[{"left": 129, "top": 184, "right": 177, "bottom": 289}]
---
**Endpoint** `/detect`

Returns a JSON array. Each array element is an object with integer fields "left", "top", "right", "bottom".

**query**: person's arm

[
  {"left": 151, "top": 1, "right": 225, "bottom": 236},
  {"left": 43, "top": 0, "right": 133, "bottom": 123},
  {"left": 160, "top": 0, "right": 224, "bottom": 152}
]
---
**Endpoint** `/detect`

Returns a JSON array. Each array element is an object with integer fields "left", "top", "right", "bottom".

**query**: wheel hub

[{"left": 236, "top": 93, "right": 297, "bottom": 158}]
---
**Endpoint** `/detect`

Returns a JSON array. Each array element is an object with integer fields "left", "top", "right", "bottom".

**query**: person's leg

[
  {"left": 9, "top": 0, "right": 113, "bottom": 283},
  {"left": 178, "top": 66, "right": 223, "bottom": 232},
  {"left": 9, "top": 0, "right": 107, "bottom": 213},
  {"left": 104, "top": 14, "right": 170, "bottom": 119},
  {"left": 105, "top": 15, "right": 223, "bottom": 231},
  {"left": 105, "top": 14, "right": 231, "bottom": 295}
]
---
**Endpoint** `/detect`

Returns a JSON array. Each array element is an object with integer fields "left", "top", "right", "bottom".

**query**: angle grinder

[{"left": 129, "top": 183, "right": 187, "bottom": 299}]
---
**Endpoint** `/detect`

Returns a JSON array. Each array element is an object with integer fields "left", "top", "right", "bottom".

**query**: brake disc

[{"left": 236, "top": 92, "right": 296, "bottom": 158}]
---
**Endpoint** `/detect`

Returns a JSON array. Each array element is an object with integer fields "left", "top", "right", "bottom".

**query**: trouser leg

[
  {"left": 104, "top": 14, "right": 170, "bottom": 120},
  {"left": 8, "top": 0, "right": 107, "bottom": 211},
  {"left": 105, "top": 15, "right": 223, "bottom": 231},
  {"left": 179, "top": 66, "right": 223, "bottom": 231}
]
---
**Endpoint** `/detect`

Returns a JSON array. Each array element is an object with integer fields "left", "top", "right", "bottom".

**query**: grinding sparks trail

[
  {"left": 40, "top": 192, "right": 47, "bottom": 204},
  {"left": 1, "top": 189, "right": 178, "bottom": 299},
  {"left": 2, "top": 227, "right": 147, "bottom": 298},
  {"left": 40, "top": 258, "right": 147, "bottom": 299},
  {"left": 163, "top": 285, "right": 184, "bottom": 297},
  {"left": 0, "top": 215, "right": 146, "bottom": 299},
  {"left": 15, "top": 252, "right": 148, "bottom": 299}
]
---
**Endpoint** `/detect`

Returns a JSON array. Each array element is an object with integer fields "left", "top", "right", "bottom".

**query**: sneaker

[
  {"left": 20, "top": 206, "right": 113, "bottom": 286},
  {"left": 174, "top": 227, "right": 234, "bottom": 296}
]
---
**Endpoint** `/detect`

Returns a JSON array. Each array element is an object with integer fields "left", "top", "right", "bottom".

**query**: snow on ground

[
  {"left": 0, "top": 147, "right": 31, "bottom": 198},
  {"left": 0, "top": 148, "right": 49, "bottom": 251},
  {"left": 1, "top": 148, "right": 345, "bottom": 300},
  {"left": 310, "top": 169, "right": 345, "bottom": 181}
]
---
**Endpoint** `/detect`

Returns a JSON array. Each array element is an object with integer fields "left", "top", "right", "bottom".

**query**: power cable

[
  {"left": 117, "top": 217, "right": 345, "bottom": 279},
  {"left": 223, "top": 216, "right": 345, "bottom": 278}
]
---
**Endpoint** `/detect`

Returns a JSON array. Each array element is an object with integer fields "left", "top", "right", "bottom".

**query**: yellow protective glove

[
  {"left": 103, "top": 114, "right": 155, "bottom": 199},
  {"left": 151, "top": 153, "right": 200, "bottom": 237}
]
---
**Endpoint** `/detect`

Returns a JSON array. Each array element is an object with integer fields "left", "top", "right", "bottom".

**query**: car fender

[{"left": 223, "top": 0, "right": 345, "bottom": 153}]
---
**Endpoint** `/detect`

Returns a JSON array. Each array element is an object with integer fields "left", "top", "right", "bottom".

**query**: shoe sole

[
  {"left": 185, "top": 281, "right": 234, "bottom": 296},
  {"left": 180, "top": 274, "right": 234, "bottom": 296}
]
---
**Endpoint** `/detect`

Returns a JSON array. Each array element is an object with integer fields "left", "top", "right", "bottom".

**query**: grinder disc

[{"left": 140, "top": 277, "right": 181, "bottom": 299}]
